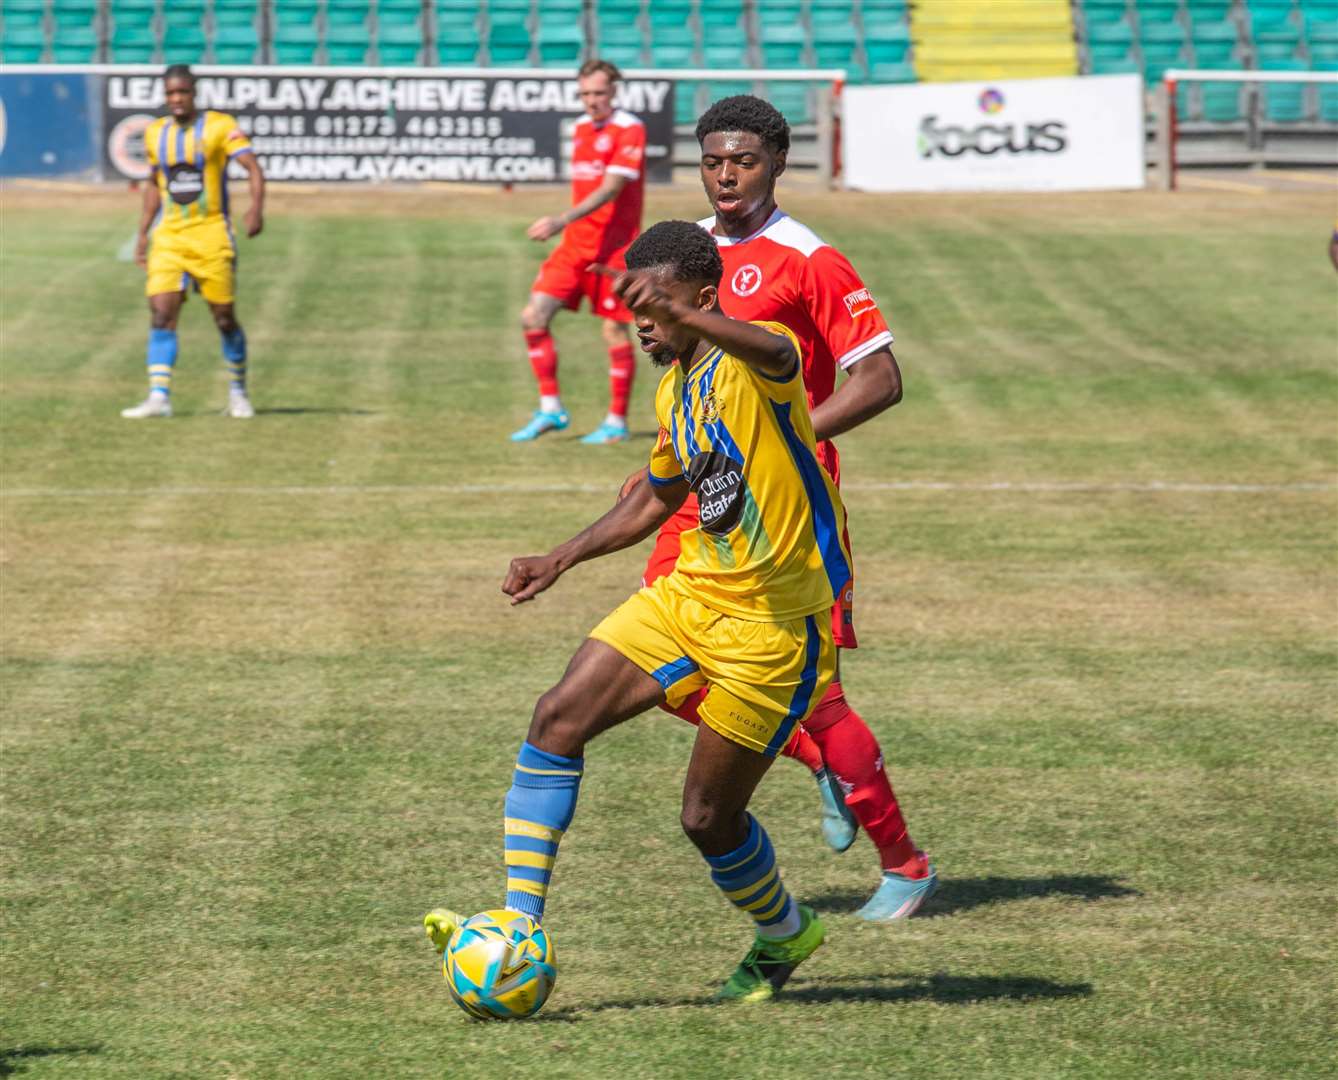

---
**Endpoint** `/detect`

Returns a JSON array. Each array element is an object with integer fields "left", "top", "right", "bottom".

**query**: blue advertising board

[{"left": 0, "top": 71, "right": 99, "bottom": 177}]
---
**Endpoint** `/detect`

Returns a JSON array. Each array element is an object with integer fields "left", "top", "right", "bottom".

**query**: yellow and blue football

[{"left": 442, "top": 909, "right": 557, "bottom": 1020}]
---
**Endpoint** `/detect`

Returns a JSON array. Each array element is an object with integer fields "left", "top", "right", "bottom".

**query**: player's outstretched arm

[
  {"left": 528, "top": 174, "right": 629, "bottom": 241},
  {"left": 809, "top": 349, "right": 903, "bottom": 443},
  {"left": 503, "top": 473, "right": 689, "bottom": 605}
]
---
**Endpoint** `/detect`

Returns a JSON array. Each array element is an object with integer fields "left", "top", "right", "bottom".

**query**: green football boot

[
  {"left": 423, "top": 907, "right": 464, "bottom": 954},
  {"left": 716, "top": 904, "right": 825, "bottom": 1003}
]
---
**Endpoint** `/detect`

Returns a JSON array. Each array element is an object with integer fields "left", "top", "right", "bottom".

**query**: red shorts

[
  {"left": 642, "top": 494, "right": 859, "bottom": 649},
  {"left": 532, "top": 241, "right": 634, "bottom": 322}
]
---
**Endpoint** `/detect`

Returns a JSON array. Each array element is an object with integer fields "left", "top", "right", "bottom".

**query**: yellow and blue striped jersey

[
  {"left": 144, "top": 111, "right": 252, "bottom": 232},
  {"left": 648, "top": 321, "right": 853, "bottom": 622}
]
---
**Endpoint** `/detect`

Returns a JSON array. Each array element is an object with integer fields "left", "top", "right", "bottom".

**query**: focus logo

[
  {"left": 917, "top": 113, "right": 1067, "bottom": 159},
  {"left": 842, "top": 288, "right": 877, "bottom": 317},
  {"left": 731, "top": 264, "right": 763, "bottom": 297},
  {"left": 978, "top": 88, "right": 1005, "bottom": 115},
  {"left": 166, "top": 162, "right": 204, "bottom": 204}
]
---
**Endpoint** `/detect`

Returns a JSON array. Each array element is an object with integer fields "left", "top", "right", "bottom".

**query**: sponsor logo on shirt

[
  {"left": 166, "top": 162, "right": 204, "bottom": 205},
  {"left": 842, "top": 288, "right": 878, "bottom": 318},
  {"left": 687, "top": 451, "right": 745, "bottom": 535},
  {"left": 731, "top": 264, "right": 763, "bottom": 298},
  {"left": 571, "top": 161, "right": 606, "bottom": 181}
]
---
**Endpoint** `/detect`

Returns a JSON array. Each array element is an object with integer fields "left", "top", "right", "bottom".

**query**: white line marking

[{"left": 2, "top": 480, "right": 1333, "bottom": 499}]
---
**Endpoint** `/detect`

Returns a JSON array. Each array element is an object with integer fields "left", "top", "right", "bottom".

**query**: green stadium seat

[
  {"left": 705, "top": 78, "right": 755, "bottom": 101},
  {"left": 435, "top": 31, "right": 481, "bottom": 61},
  {"left": 163, "top": 24, "right": 206, "bottom": 60},
  {"left": 1135, "top": 0, "right": 1179, "bottom": 26},
  {"left": 50, "top": 0, "right": 96, "bottom": 29},
  {"left": 536, "top": 0, "right": 582, "bottom": 12},
  {"left": 1194, "top": 41, "right": 1236, "bottom": 64},
  {"left": 52, "top": 25, "right": 98, "bottom": 60},
  {"left": 1191, "top": 19, "right": 1237, "bottom": 43},
  {"left": 1080, "top": 0, "right": 1130, "bottom": 20},
  {"left": 1091, "top": 53, "right": 1141, "bottom": 73},
  {"left": 111, "top": 24, "right": 156, "bottom": 59},
  {"left": 651, "top": 42, "right": 695, "bottom": 65},
  {"left": 378, "top": 22, "right": 422, "bottom": 62},
  {"left": 1198, "top": 80, "right": 1244, "bottom": 121},
  {"left": 647, "top": 0, "right": 692, "bottom": 28},
  {"left": 326, "top": 24, "right": 372, "bottom": 60},
  {"left": 1, "top": 0, "right": 47, "bottom": 29},
  {"left": 2, "top": 24, "right": 46, "bottom": 61},
  {"left": 864, "top": 29, "right": 910, "bottom": 64},
  {"left": 108, "top": 0, "right": 155, "bottom": 22},
  {"left": 766, "top": 81, "right": 811, "bottom": 124},
  {"left": 214, "top": 24, "right": 258, "bottom": 61},
  {"left": 273, "top": 2, "right": 320, "bottom": 29},
  {"left": 1140, "top": 20, "right": 1187, "bottom": 44},
  {"left": 812, "top": 21, "right": 857, "bottom": 68},
  {"left": 703, "top": 40, "right": 749, "bottom": 66},
  {"left": 1248, "top": 5, "right": 1296, "bottom": 34},
  {"left": 489, "top": 0, "right": 532, "bottom": 27},
  {"left": 1318, "top": 82, "right": 1338, "bottom": 121},
  {"left": 437, "top": 8, "right": 480, "bottom": 34},
  {"left": 161, "top": 0, "right": 207, "bottom": 27},
  {"left": 1312, "top": 39, "right": 1338, "bottom": 58},
  {"left": 760, "top": 22, "right": 806, "bottom": 67},
  {"left": 598, "top": 22, "right": 642, "bottom": 46},
  {"left": 273, "top": 23, "right": 319, "bottom": 60},
  {"left": 379, "top": 0, "right": 424, "bottom": 26},
  {"left": 1258, "top": 55, "right": 1307, "bottom": 122},
  {"left": 597, "top": 41, "right": 642, "bottom": 63},
  {"left": 327, "top": 0, "right": 372, "bottom": 27},
  {"left": 810, "top": 0, "right": 854, "bottom": 26},
  {"left": 1305, "top": 16, "right": 1338, "bottom": 40},
  {"left": 675, "top": 78, "right": 702, "bottom": 123},
  {"left": 699, "top": 0, "right": 744, "bottom": 28},
  {"left": 867, "top": 58, "right": 915, "bottom": 81},
  {"left": 1089, "top": 20, "right": 1135, "bottom": 46},
  {"left": 488, "top": 21, "right": 531, "bottom": 63},
  {"left": 212, "top": 0, "right": 259, "bottom": 28},
  {"left": 862, "top": 0, "right": 907, "bottom": 14},
  {"left": 1090, "top": 38, "right": 1136, "bottom": 60},
  {"left": 535, "top": 23, "right": 581, "bottom": 65}
]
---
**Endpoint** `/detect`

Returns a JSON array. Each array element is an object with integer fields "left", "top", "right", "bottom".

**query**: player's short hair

[
  {"left": 626, "top": 220, "right": 723, "bottom": 287},
  {"left": 163, "top": 63, "right": 195, "bottom": 85},
  {"left": 578, "top": 59, "right": 622, "bottom": 83},
  {"left": 695, "top": 94, "right": 791, "bottom": 155}
]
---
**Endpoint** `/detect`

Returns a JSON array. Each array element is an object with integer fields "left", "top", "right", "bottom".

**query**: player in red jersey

[
  {"left": 621, "top": 96, "right": 937, "bottom": 920},
  {"left": 512, "top": 59, "right": 647, "bottom": 446}
]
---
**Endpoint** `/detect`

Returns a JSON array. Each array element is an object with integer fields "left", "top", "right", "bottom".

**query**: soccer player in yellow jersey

[
  {"left": 121, "top": 64, "right": 266, "bottom": 420},
  {"left": 425, "top": 220, "right": 852, "bottom": 1001}
]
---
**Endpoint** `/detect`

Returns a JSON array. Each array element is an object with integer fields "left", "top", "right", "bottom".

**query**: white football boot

[{"left": 121, "top": 395, "right": 173, "bottom": 419}]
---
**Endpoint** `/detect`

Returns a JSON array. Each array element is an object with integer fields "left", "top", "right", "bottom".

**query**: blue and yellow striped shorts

[{"left": 589, "top": 573, "right": 835, "bottom": 757}]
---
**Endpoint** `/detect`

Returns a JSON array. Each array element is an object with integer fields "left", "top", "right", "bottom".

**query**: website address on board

[{"left": 258, "top": 154, "right": 559, "bottom": 182}]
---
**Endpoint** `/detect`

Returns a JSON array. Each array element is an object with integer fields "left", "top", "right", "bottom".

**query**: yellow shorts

[
  {"left": 146, "top": 220, "right": 236, "bottom": 304},
  {"left": 589, "top": 574, "right": 836, "bottom": 757}
]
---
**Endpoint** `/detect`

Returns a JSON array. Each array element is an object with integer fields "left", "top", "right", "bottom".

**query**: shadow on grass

[
  {"left": 254, "top": 407, "right": 377, "bottom": 417},
  {"left": 810, "top": 874, "right": 1140, "bottom": 918},
  {"left": 0, "top": 1045, "right": 101, "bottom": 1076},
  {"left": 534, "top": 971, "right": 1091, "bottom": 1021}
]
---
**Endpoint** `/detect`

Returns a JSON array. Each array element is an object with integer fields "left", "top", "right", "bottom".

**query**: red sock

[
  {"left": 607, "top": 342, "right": 635, "bottom": 420},
  {"left": 806, "top": 683, "right": 924, "bottom": 875},
  {"left": 783, "top": 725, "right": 824, "bottom": 773},
  {"left": 524, "top": 329, "right": 559, "bottom": 397}
]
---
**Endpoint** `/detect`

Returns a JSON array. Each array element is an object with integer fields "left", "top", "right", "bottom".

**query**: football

[{"left": 442, "top": 910, "right": 557, "bottom": 1020}]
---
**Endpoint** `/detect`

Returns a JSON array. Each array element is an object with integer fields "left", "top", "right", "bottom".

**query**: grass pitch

[{"left": 2, "top": 180, "right": 1336, "bottom": 1079}]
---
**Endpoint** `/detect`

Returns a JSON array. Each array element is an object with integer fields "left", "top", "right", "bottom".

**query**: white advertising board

[{"left": 843, "top": 74, "right": 1145, "bottom": 193}]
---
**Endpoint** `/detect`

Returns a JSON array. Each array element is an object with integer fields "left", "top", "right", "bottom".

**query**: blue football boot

[
  {"left": 815, "top": 767, "right": 858, "bottom": 853},
  {"left": 578, "top": 420, "right": 630, "bottom": 445},
  {"left": 856, "top": 861, "right": 939, "bottom": 921},
  {"left": 510, "top": 409, "right": 569, "bottom": 442}
]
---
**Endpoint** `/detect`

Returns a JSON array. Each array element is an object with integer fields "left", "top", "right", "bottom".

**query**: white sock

[
  {"left": 603, "top": 412, "right": 627, "bottom": 428},
  {"left": 758, "top": 904, "right": 803, "bottom": 941},
  {"left": 540, "top": 395, "right": 563, "bottom": 414}
]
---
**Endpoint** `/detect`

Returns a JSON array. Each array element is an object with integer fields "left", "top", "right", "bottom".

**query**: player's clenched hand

[
  {"left": 589, "top": 265, "right": 680, "bottom": 323},
  {"left": 244, "top": 208, "right": 263, "bottom": 238},
  {"left": 527, "top": 216, "right": 564, "bottom": 242},
  {"left": 503, "top": 554, "right": 564, "bottom": 605}
]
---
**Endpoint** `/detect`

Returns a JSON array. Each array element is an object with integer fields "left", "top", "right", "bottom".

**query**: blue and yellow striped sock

[
  {"left": 704, "top": 813, "right": 802, "bottom": 940},
  {"left": 147, "top": 328, "right": 177, "bottom": 398},
  {"left": 503, "top": 741, "right": 583, "bottom": 922},
  {"left": 221, "top": 327, "right": 246, "bottom": 392}
]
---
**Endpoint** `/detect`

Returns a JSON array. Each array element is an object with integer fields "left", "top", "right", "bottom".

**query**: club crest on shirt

[
  {"left": 731, "top": 264, "right": 763, "bottom": 298},
  {"left": 595, "top": 133, "right": 613, "bottom": 152},
  {"left": 699, "top": 388, "right": 721, "bottom": 424}
]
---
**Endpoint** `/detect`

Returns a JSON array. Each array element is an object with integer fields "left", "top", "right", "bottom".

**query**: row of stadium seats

[
  {"left": 908, "top": 0, "right": 1079, "bottom": 82},
  {"left": 1075, "top": 0, "right": 1338, "bottom": 121},
  {"left": 0, "top": 0, "right": 915, "bottom": 81}
]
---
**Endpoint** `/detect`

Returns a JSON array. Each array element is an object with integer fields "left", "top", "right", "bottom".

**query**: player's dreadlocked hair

[
  {"left": 695, "top": 95, "right": 791, "bottom": 155},
  {"left": 625, "top": 220, "right": 724, "bottom": 287}
]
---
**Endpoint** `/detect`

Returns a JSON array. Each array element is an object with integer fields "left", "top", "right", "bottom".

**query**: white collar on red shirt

[{"left": 699, "top": 206, "right": 787, "bottom": 247}]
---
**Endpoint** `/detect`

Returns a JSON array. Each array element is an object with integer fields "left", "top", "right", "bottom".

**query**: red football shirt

[
  {"left": 698, "top": 207, "right": 895, "bottom": 483},
  {"left": 563, "top": 109, "right": 646, "bottom": 260}
]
